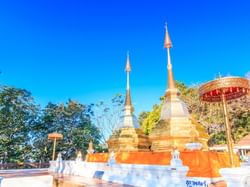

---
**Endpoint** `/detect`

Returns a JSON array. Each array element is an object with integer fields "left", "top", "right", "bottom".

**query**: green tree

[
  {"left": 0, "top": 85, "right": 39, "bottom": 163},
  {"left": 139, "top": 105, "right": 161, "bottom": 135},
  {"left": 92, "top": 94, "right": 124, "bottom": 143},
  {"left": 230, "top": 101, "right": 250, "bottom": 142},
  {"left": 138, "top": 111, "right": 149, "bottom": 129},
  {"left": 32, "top": 100, "right": 101, "bottom": 161}
]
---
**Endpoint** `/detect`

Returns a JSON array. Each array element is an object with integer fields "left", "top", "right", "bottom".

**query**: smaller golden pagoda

[
  {"left": 87, "top": 141, "right": 94, "bottom": 154},
  {"left": 149, "top": 25, "right": 209, "bottom": 151},
  {"left": 107, "top": 53, "right": 151, "bottom": 152}
]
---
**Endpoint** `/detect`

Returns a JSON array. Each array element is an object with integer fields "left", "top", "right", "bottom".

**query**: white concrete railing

[
  {"left": 102, "top": 163, "right": 188, "bottom": 187},
  {"left": 220, "top": 167, "right": 250, "bottom": 187},
  {"left": 49, "top": 160, "right": 190, "bottom": 187},
  {"left": 51, "top": 160, "right": 250, "bottom": 187}
]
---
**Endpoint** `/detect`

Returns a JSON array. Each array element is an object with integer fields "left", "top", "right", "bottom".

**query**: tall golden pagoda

[
  {"left": 149, "top": 25, "right": 209, "bottom": 151},
  {"left": 107, "top": 53, "right": 151, "bottom": 152}
]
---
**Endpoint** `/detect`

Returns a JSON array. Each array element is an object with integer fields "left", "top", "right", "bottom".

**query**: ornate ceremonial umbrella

[
  {"left": 48, "top": 132, "right": 63, "bottom": 160},
  {"left": 199, "top": 76, "right": 249, "bottom": 167}
]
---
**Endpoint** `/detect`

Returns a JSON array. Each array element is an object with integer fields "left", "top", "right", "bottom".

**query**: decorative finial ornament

[
  {"left": 164, "top": 23, "right": 173, "bottom": 49},
  {"left": 125, "top": 52, "right": 132, "bottom": 108},
  {"left": 125, "top": 52, "right": 131, "bottom": 72},
  {"left": 119, "top": 52, "right": 140, "bottom": 129},
  {"left": 87, "top": 141, "right": 94, "bottom": 154},
  {"left": 164, "top": 24, "right": 176, "bottom": 93},
  {"left": 76, "top": 150, "right": 82, "bottom": 161},
  {"left": 125, "top": 90, "right": 132, "bottom": 108}
]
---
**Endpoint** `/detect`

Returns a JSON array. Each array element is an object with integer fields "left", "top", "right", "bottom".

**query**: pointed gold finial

[
  {"left": 124, "top": 52, "right": 133, "bottom": 110},
  {"left": 125, "top": 90, "right": 132, "bottom": 107},
  {"left": 87, "top": 140, "right": 94, "bottom": 154},
  {"left": 125, "top": 52, "right": 131, "bottom": 72},
  {"left": 164, "top": 24, "right": 177, "bottom": 98},
  {"left": 164, "top": 23, "right": 173, "bottom": 49}
]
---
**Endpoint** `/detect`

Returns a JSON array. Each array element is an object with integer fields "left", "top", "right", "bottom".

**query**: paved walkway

[
  {"left": 54, "top": 175, "right": 135, "bottom": 187},
  {"left": 0, "top": 168, "right": 49, "bottom": 178},
  {"left": 0, "top": 169, "right": 135, "bottom": 187}
]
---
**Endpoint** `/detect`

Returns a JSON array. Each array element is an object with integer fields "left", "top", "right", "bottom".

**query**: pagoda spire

[
  {"left": 107, "top": 53, "right": 150, "bottom": 152},
  {"left": 149, "top": 24, "right": 208, "bottom": 152},
  {"left": 124, "top": 52, "right": 133, "bottom": 113},
  {"left": 164, "top": 23, "right": 178, "bottom": 99}
]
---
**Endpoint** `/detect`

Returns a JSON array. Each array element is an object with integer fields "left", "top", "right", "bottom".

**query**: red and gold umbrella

[{"left": 199, "top": 76, "right": 249, "bottom": 167}]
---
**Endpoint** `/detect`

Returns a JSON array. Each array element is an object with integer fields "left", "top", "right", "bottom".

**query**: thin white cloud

[{"left": 246, "top": 71, "right": 250, "bottom": 80}]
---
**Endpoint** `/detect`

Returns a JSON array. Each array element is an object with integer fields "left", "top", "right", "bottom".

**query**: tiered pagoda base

[
  {"left": 86, "top": 151, "right": 240, "bottom": 178},
  {"left": 149, "top": 118, "right": 208, "bottom": 151},
  {"left": 107, "top": 127, "right": 151, "bottom": 152}
]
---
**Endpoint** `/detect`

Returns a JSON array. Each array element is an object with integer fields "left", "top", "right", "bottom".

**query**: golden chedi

[
  {"left": 149, "top": 25, "right": 208, "bottom": 151},
  {"left": 107, "top": 53, "right": 151, "bottom": 152}
]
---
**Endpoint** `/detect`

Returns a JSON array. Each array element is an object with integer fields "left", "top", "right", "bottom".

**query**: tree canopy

[
  {"left": 0, "top": 86, "right": 39, "bottom": 163},
  {"left": 91, "top": 94, "right": 124, "bottom": 143},
  {"left": 32, "top": 100, "right": 101, "bottom": 161},
  {"left": 0, "top": 85, "right": 102, "bottom": 163}
]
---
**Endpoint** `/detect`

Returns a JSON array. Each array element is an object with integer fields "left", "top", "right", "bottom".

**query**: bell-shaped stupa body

[
  {"left": 107, "top": 53, "right": 151, "bottom": 152},
  {"left": 149, "top": 25, "right": 208, "bottom": 151}
]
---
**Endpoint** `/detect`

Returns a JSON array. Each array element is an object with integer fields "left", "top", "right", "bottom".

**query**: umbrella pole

[
  {"left": 221, "top": 93, "right": 235, "bottom": 167},
  {"left": 52, "top": 138, "right": 57, "bottom": 161}
]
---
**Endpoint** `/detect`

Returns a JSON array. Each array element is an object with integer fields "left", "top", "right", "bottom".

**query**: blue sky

[{"left": 0, "top": 0, "right": 249, "bottom": 114}]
